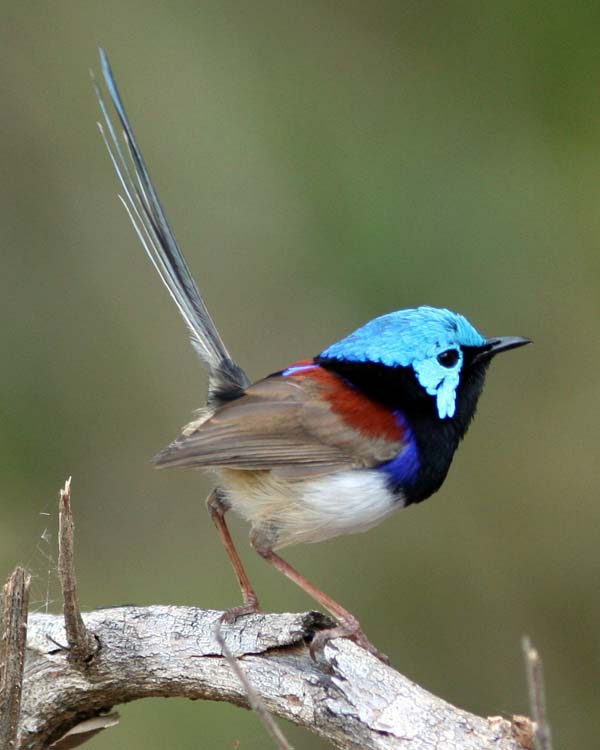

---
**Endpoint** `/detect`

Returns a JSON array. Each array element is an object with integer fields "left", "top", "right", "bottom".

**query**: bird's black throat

[{"left": 315, "top": 355, "right": 490, "bottom": 504}]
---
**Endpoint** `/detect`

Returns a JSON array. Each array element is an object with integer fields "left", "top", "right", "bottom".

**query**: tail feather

[{"left": 93, "top": 48, "right": 249, "bottom": 399}]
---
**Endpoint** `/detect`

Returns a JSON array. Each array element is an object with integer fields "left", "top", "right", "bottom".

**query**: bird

[{"left": 94, "top": 49, "right": 530, "bottom": 662}]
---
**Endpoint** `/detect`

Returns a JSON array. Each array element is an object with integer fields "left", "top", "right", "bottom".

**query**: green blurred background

[{"left": 1, "top": 2, "right": 598, "bottom": 748}]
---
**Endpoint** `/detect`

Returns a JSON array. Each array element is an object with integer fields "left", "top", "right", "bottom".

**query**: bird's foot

[
  {"left": 309, "top": 614, "right": 390, "bottom": 665},
  {"left": 218, "top": 594, "right": 261, "bottom": 625},
  {"left": 213, "top": 595, "right": 260, "bottom": 655}
]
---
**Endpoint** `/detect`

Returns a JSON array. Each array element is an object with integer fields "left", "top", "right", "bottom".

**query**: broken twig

[
  {"left": 0, "top": 566, "right": 31, "bottom": 749},
  {"left": 522, "top": 636, "right": 552, "bottom": 750},
  {"left": 58, "top": 478, "right": 97, "bottom": 665}
]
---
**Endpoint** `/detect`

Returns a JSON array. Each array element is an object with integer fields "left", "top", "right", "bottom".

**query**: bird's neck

[{"left": 315, "top": 357, "right": 488, "bottom": 504}]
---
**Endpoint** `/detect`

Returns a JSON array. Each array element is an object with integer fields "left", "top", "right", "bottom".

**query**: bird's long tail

[{"left": 93, "top": 48, "right": 249, "bottom": 402}]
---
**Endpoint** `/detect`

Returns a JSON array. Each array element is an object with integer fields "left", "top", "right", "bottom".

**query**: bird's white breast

[{"left": 219, "top": 467, "right": 403, "bottom": 549}]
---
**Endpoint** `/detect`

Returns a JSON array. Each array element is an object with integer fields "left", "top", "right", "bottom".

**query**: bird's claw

[
  {"left": 218, "top": 596, "right": 260, "bottom": 625},
  {"left": 309, "top": 618, "right": 390, "bottom": 666}
]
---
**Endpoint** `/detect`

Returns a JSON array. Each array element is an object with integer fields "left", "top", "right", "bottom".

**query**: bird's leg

[
  {"left": 207, "top": 489, "right": 260, "bottom": 622},
  {"left": 251, "top": 536, "right": 389, "bottom": 664},
  {"left": 207, "top": 494, "right": 294, "bottom": 749}
]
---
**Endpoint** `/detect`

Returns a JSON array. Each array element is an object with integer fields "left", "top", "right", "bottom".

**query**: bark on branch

[{"left": 19, "top": 605, "right": 528, "bottom": 750}]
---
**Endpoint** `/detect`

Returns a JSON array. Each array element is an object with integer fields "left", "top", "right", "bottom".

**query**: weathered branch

[
  {"left": 19, "top": 605, "right": 528, "bottom": 750},
  {"left": 0, "top": 566, "right": 31, "bottom": 749},
  {"left": 4, "top": 480, "right": 534, "bottom": 749}
]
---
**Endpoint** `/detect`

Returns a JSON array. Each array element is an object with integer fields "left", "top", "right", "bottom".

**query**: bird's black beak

[{"left": 472, "top": 336, "right": 531, "bottom": 364}]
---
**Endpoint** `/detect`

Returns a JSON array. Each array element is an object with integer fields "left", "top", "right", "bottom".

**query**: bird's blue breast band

[{"left": 376, "top": 410, "right": 420, "bottom": 490}]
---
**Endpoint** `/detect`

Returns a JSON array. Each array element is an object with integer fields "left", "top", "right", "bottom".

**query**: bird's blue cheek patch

[{"left": 412, "top": 359, "right": 460, "bottom": 419}]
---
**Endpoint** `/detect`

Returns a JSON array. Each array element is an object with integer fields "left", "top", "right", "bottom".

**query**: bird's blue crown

[{"left": 319, "top": 306, "right": 487, "bottom": 420}]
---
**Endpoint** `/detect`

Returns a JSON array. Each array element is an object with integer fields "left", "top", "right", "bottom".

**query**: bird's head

[{"left": 319, "top": 306, "right": 530, "bottom": 420}]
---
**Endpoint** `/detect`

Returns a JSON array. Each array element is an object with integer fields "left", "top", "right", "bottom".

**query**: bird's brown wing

[{"left": 153, "top": 375, "right": 402, "bottom": 478}]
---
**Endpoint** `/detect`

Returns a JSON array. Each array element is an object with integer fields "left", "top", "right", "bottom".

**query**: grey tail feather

[{"left": 93, "top": 48, "right": 249, "bottom": 401}]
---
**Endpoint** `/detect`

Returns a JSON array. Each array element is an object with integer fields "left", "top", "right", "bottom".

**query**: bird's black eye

[{"left": 437, "top": 349, "right": 459, "bottom": 368}]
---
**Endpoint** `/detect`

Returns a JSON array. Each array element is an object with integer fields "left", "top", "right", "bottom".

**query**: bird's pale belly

[{"left": 218, "top": 467, "right": 403, "bottom": 549}]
